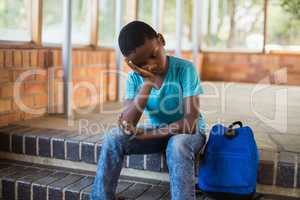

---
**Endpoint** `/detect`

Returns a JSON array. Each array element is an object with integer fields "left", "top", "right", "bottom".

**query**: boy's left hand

[{"left": 125, "top": 59, "right": 155, "bottom": 82}]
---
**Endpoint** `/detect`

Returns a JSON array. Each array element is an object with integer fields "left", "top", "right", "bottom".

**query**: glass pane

[
  {"left": 266, "top": 0, "right": 300, "bottom": 51},
  {"left": 43, "top": 0, "right": 91, "bottom": 44},
  {"left": 98, "top": 0, "right": 116, "bottom": 47},
  {"left": 138, "top": 0, "right": 152, "bottom": 25},
  {"left": 42, "top": 0, "right": 62, "bottom": 44},
  {"left": 201, "top": 0, "right": 264, "bottom": 51},
  {"left": 0, "top": 0, "right": 31, "bottom": 41},
  {"left": 162, "top": 0, "right": 176, "bottom": 50},
  {"left": 182, "top": 0, "right": 193, "bottom": 50},
  {"left": 72, "top": 0, "right": 91, "bottom": 44}
]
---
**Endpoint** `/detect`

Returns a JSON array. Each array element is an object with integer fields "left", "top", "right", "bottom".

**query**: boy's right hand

[{"left": 125, "top": 59, "right": 155, "bottom": 83}]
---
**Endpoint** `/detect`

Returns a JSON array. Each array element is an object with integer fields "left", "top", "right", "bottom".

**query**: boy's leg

[
  {"left": 91, "top": 127, "right": 170, "bottom": 200},
  {"left": 166, "top": 132, "right": 206, "bottom": 200}
]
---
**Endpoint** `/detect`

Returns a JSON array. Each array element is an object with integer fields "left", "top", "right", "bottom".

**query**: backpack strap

[
  {"left": 225, "top": 121, "right": 243, "bottom": 139},
  {"left": 228, "top": 121, "right": 243, "bottom": 129}
]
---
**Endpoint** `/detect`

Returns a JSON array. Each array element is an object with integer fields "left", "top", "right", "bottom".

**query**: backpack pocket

[{"left": 201, "top": 152, "right": 253, "bottom": 188}]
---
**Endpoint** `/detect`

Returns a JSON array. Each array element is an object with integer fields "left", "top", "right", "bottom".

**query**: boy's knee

[{"left": 166, "top": 135, "right": 192, "bottom": 159}]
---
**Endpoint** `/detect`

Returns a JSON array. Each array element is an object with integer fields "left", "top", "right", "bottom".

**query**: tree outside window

[
  {"left": 266, "top": 0, "right": 300, "bottom": 51},
  {"left": 0, "top": 0, "right": 31, "bottom": 42},
  {"left": 201, "top": 0, "right": 265, "bottom": 52},
  {"left": 98, "top": 0, "right": 116, "bottom": 47},
  {"left": 138, "top": 0, "right": 152, "bottom": 25}
]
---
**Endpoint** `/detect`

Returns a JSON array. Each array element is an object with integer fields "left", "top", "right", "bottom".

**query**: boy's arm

[
  {"left": 120, "top": 59, "right": 156, "bottom": 128},
  {"left": 121, "top": 80, "right": 153, "bottom": 127},
  {"left": 133, "top": 95, "right": 200, "bottom": 140},
  {"left": 165, "top": 95, "right": 200, "bottom": 134}
]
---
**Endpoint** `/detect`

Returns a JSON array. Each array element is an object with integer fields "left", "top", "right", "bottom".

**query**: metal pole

[
  {"left": 115, "top": 0, "right": 123, "bottom": 101},
  {"left": 63, "top": 0, "right": 73, "bottom": 118},
  {"left": 192, "top": 0, "right": 201, "bottom": 69},
  {"left": 175, "top": 0, "right": 183, "bottom": 57},
  {"left": 152, "top": 0, "right": 159, "bottom": 31}
]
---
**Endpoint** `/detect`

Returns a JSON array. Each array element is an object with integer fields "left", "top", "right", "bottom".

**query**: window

[
  {"left": 182, "top": 0, "right": 193, "bottom": 50},
  {"left": 43, "top": 0, "right": 91, "bottom": 45},
  {"left": 0, "top": 0, "right": 31, "bottom": 42},
  {"left": 72, "top": 0, "right": 91, "bottom": 44},
  {"left": 201, "top": 0, "right": 265, "bottom": 51},
  {"left": 162, "top": 0, "right": 176, "bottom": 50},
  {"left": 138, "top": 0, "right": 152, "bottom": 25},
  {"left": 160, "top": 0, "right": 193, "bottom": 50},
  {"left": 266, "top": 0, "right": 300, "bottom": 52},
  {"left": 98, "top": 0, "right": 116, "bottom": 47},
  {"left": 42, "top": 0, "right": 62, "bottom": 44}
]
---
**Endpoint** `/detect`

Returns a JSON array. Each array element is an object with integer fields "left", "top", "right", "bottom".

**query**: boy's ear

[{"left": 157, "top": 33, "right": 166, "bottom": 46}]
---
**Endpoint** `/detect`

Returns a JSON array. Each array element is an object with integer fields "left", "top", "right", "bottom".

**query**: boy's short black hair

[{"left": 118, "top": 21, "right": 157, "bottom": 56}]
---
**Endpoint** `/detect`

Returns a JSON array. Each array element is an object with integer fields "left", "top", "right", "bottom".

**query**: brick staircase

[{"left": 0, "top": 124, "right": 299, "bottom": 199}]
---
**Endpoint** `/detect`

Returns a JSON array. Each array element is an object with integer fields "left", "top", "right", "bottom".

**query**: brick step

[
  {"left": 0, "top": 124, "right": 299, "bottom": 190},
  {"left": 0, "top": 124, "right": 168, "bottom": 172},
  {"left": 0, "top": 159, "right": 297, "bottom": 200},
  {"left": 0, "top": 159, "right": 169, "bottom": 200}
]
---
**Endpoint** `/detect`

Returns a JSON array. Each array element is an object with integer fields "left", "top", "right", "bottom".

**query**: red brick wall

[
  {"left": 0, "top": 49, "right": 50, "bottom": 126},
  {"left": 0, "top": 48, "right": 114, "bottom": 126},
  {"left": 49, "top": 49, "right": 111, "bottom": 113},
  {"left": 201, "top": 52, "right": 300, "bottom": 85}
]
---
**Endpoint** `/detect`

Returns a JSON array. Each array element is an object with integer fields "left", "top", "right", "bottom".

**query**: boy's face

[{"left": 126, "top": 34, "right": 167, "bottom": 75}]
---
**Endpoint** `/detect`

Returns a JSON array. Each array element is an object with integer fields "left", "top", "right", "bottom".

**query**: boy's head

[{"left": 118, "top": 21, "right": 167, "bottom": 75}]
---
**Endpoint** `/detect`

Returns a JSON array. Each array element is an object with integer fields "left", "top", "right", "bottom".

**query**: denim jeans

[{"left": 91, "top": 126, "right": 206, "bottom": 200}]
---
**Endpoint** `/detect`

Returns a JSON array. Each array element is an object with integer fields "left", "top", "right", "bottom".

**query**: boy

[{"left": 91, "top": 21, "right": 206, "bottom": 200}]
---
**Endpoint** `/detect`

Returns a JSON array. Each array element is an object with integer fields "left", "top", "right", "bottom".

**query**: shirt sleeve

[
  {"left": 180, "top": 62, "right": 204, "bottom": 98},
  {"left": 125, "top": 72, "right": 139, "bottom": 100}
]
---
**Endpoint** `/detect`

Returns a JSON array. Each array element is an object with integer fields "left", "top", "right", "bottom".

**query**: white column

[
  {"left": 192, "top": 0, "right": 201, "bottom": 69},
  {"left": 115, "top": 0, "right": 123, "bottom": 101},
  {"left": 175, "top": 0, "right": 183, "bottom": 57},
  {"left": 152, "top": 0, "right": 159, "bottom": 31},
  {"left": 62, "top": 0, "right": 73, "bottom": 118}
]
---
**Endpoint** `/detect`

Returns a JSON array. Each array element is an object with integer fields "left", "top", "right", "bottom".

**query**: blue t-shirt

[{"left": 125, "top": 56, "right": 206, "bottom": 134}]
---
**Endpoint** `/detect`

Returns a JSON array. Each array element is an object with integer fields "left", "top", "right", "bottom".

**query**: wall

[
  {"left": 0, "top": 49, "right": 50, "bottom": 125},
  {"left": 201, "top": 52, "right": 300, "bottom": 85},
  {"left": 0, "top": 48, "right": 115, "bottom": 126},
  {"left": 0, "top": 47, "right": 300, "bottom": 126}
]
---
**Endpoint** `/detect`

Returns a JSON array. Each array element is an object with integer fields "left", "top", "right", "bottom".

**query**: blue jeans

[{"left": 91, "top": 126, "right": 206, "bottom": 200}]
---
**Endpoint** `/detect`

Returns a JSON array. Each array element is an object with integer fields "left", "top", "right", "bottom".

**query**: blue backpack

[{"left": 198, "top": 121, "right": 259, "bottom": 196}]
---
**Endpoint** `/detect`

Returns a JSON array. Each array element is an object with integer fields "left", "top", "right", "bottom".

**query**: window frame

[
  {"left": 0, "top": 0, "right": 298, "bottom": 54},
  {"left": 198, "top": 0, "right": 267, "bottom": 53}
]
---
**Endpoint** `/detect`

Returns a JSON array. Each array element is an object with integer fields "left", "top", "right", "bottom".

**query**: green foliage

[
  {"left": 0, "top": 0, "right": 26, "bottom": 29},
  {"left": 280, "top": 0, "right": 300, "bottom": 20},
  {"left": 267, "top": 0, "right": 300, "bottom": 45}
]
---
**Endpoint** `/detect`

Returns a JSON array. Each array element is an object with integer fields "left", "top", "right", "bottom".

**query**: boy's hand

[
  {"left": 118, "top": 113, "right": 144, "bottom": 137},
  {"left": 125, "top": 59, "right": 155, "bottom": 83}
]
